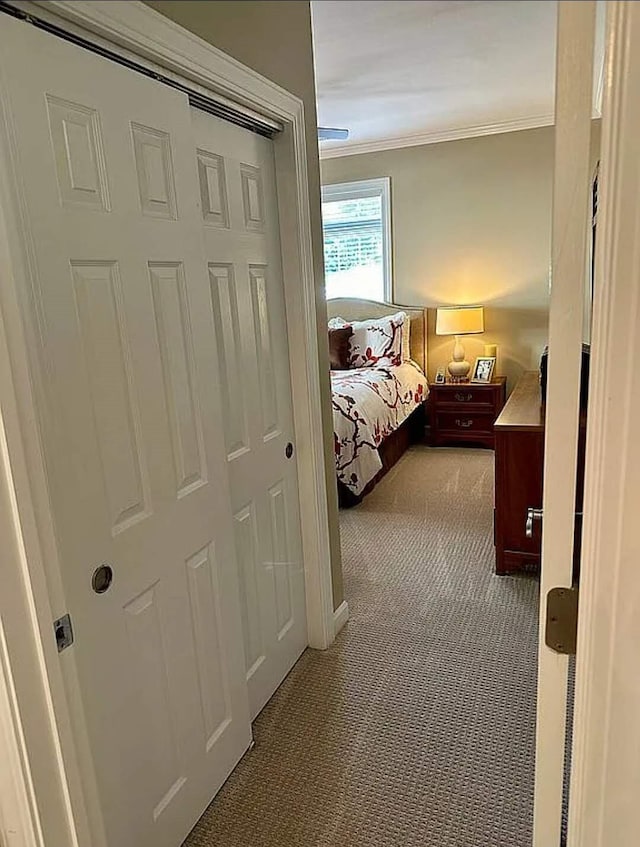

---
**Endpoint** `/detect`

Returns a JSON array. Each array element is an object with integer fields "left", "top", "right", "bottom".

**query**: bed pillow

[
  {"left": 328, "top": 326, "right": 353, "bottom": 370},
  {"left": 330, "top": 313, "right": 411, "bottom": 362},
  {"left": 347, "top": 312, "right": 404, "bottom": 368}
]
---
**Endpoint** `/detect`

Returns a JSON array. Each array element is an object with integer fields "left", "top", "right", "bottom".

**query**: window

[{"left": 321, "top": 177, "right": 391, "bottom": 300}]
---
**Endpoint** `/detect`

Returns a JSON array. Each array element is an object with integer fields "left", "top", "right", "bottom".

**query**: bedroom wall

[
  {"left": 321, "top": 122, "right": 601, "bottom": 392},
  {"left": 144, "top": 1, "right": 345, "bottom": 608}
]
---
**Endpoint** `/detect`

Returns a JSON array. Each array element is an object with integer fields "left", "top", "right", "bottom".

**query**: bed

[{"left": 327, "top": 298, "right": 429, "bottom": 507}]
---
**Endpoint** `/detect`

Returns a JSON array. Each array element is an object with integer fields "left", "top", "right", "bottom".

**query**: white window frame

[{"left": 321, "top": 176, "right": 392, "bottom": 301}]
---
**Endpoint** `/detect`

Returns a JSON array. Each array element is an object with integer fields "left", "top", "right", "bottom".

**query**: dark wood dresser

[
  {"left": 494, "top": 372, "right": 587, "bottom": 576},
  {"left": 429, "top": 377, "right": 506, "bottom": 448},
  {"left": 494, "top": 372, "right": 544, "bottom": 574}
]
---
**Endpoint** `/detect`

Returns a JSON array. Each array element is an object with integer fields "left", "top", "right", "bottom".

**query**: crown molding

[{"left": 319, "top": 113, "right": 556, "bottom": 159}]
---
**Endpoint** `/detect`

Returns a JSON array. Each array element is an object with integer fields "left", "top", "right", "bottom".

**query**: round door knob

[
  {"left": 285, "top": 442, "right": 294, "bottom": 459},
  {"left": 92, "top": 564, "right": 113, "bottom": 594}
]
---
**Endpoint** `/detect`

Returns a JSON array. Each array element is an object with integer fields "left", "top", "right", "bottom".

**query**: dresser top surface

[{"left": 494, "top": 371, "right": 544, "bottom": 431}]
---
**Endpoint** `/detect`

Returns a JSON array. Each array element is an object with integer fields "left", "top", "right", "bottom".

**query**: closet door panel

[{"left": 193, "top": 109, "right": 307, "bottom": 719}]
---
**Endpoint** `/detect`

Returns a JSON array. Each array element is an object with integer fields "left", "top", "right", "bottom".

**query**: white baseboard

[{"left": 333, "top": 600, "right": 350, "bottom": 636}]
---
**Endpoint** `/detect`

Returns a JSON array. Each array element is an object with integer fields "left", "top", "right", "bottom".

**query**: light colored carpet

[{"left": 185, "top": 446, "right": 540, "bottom": 847}]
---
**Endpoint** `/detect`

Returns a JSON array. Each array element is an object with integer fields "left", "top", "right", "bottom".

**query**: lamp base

[
  {"left": 447, "top": 336, "right": 471, "bottom": 379},
  {"left": 447, "top": 359, "right": 471, "bottom": 379}
]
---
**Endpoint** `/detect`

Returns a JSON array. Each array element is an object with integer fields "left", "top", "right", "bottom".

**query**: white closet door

[
  {"left": 0, "top": 17, "right": 251, "bottom": 847},
  {"left": 193, "top": 109, "right": 308, "bottom": 719}
]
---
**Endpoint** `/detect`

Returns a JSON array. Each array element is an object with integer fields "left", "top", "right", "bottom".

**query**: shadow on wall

[{"left": 426, "top": 306, "right": 549, "bottom": 394}]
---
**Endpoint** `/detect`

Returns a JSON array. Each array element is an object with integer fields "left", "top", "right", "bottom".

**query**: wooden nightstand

[{"left": 429, "top": 377, "right": 507, "bottom": 448}]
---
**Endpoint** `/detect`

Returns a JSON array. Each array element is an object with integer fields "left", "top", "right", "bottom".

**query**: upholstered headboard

[{"left": 326, "top": 298, "right": 428, "bottom": 373}]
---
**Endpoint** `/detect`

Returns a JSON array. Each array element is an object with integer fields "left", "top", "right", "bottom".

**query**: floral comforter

[{"left": 331, "top": 362, "right": 427, "bottom": 496}]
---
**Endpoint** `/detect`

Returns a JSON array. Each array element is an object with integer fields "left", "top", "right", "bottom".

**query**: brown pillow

[{"left": 328, "top": 326, "right": 353, "bottom": 370}]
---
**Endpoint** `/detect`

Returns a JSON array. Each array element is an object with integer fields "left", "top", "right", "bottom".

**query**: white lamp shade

[{"left": 435, "top": 305, "right": 484, "bottom": 336}]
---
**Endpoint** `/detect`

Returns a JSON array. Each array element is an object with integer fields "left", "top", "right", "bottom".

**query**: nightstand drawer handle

[
  {"left": 455, "top": 418, "right": 474, "bottom": 428},
  {"left": 455, "top": 392, "right": 473, "bottom": 402}
]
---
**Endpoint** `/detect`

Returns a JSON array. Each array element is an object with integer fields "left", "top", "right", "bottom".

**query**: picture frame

[
  {"left": 435, "top": 367, "right": 446, "bottom": 385},
  {"left": 471, "top": 356, "right": 496, "bottom": 384}
]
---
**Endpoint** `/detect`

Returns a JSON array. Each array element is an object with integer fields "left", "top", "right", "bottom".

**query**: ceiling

[{"left": 311, "top": 0, "right": 604, "bottom": 158}]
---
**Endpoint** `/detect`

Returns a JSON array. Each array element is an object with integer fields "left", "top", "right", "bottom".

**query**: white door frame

[
  {"left": 533, "top": 3, "right": 596, "bottom": 844},
  {"left": 568, "top": 3, "right": 640, "bottom": 845},
  {"left": 0, "top": 615, "right": 42, "bottom": 847},
  {"left": 0, "top": 2, "right": 336, "bottom": 845}
]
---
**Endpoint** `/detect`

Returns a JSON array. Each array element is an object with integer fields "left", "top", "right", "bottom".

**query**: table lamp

[{"left": 435, "top": 305, "right": 484, "bottom": 380}]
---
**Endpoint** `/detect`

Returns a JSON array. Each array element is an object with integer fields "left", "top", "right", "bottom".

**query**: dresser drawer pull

[
  {"left": 526, "top": 507, "right": 544, "bottom": 538},
  {"left": 455, "top": 392, "right": 473, "bottom": 402},
  {"left": 455, "top": 418, "right": 474, "bottom": 428}
]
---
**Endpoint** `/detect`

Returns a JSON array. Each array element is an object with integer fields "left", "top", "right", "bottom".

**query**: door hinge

[
  {"left": 53, "top": 613, "right": 74, "bottom": 653},
  {"left": 545, "top": 586, "right": 579, "bottom": 655}
]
